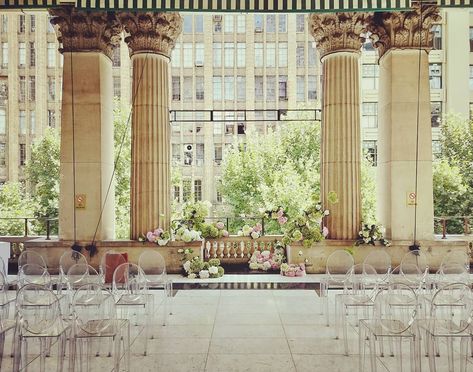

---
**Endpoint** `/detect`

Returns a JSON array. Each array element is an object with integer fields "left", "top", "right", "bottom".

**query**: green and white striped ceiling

[{"left": 0, "top": 0, "right": 470, "bottom": 11}]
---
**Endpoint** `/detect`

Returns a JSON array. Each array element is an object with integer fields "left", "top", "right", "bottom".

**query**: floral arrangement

[
  {"left": 178, "top": 248, "right": 225, "bottom": 279},
  {"left": 259, "top": 206, "right": 288, "bottom": 225},
  {"left": 174, "top": 226, "right": 202, "bottom": 243},
  {"left": 248, "top": 243, "right": 286, "bottom": 271},
  {"left": 238, "top": 223, "right": 263, "bottom": 239},
  {"left": 355, "top": 224, "right": 391, "bottom": 247},
  {"left": 200, "top": 221, "right": 229, "bottom": 239},
  {"left": 181, "top": 200, "right": 211, "bottom": 229},
  {"left": 144, "top": 227, "right": 171, "bottom": 246},
  {"left": 280, "top": 263, "right": 306, "bottom": 277}
]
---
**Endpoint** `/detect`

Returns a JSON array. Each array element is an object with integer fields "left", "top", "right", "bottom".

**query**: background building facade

[{"left": 0, "top": 10, "right": 471, "bottom": 214}]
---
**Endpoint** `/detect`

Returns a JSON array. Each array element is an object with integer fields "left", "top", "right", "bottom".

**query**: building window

[
  {"left": 0, "top": 143, "right": 5, "bottom": 166},
  {"left": 296, "top": 76, "right": 305, "bottom": 102},
  {"left": 429, "top": 63, "right": 442, "bottom": 89},
  {"left": 47, "top": 43, "right": 56, "bottom": 68},
  {"left": 362, "top": 38, "right": 375, "bottom": 51},
  {"left": 1, "top": 43, "right": 8, "bottom": 68},
  {"left": 266, "top": 43, "right": 276, "bottom": 68},
  {"left": 266, "top": 15, "right": 276, "bottom": 33},
  {"left": 255, "top": 43, "right": 263, "bottom": 68},
  {"left": 278, "top": 14, "right": 287, "bottom": 33},
  {"left": 362, "top": 64, "right": 379, "bottom": 90},
  {"left": 431, "top": 24, "right": 442, "bottom": 50},
  {"left": 30, "top": 111, "right": 35, "bottom": 134},
  {"left": 29, "top": 76, "right": 35, "bottom": 101},
  {"left": 470, "top": 27, "right": 473, "bottom": 52},
  {"left": 1, "top": 15, "right": 7, "bottom": 33},
  {"left": 432, "top": 140, "right": 441, "bottom": 159},
  {"left": 224, "top": 76, "right": 234, "bottom": 100},
  {"left": 224, "top": 15, "right": 234, "bottom": 33},
  {"left": 470, "top": 66, "right": 473, "bottom": 90},
  {"left": 196, "top": 144, "right": 204, "bottom": 167},
  {"left": 173, "top": 185, "right": 181, "bottom": 202},
  {"left": 195, "top": 43, "right": 204, "bottom": 66},
  {"left": 308, "top": 75, "right": 317, "bottom": 100},
  {"left": 213, "top": 15, "right": 222, "bottom": 33},
  {"left": 113, "top": 76, "right": 121, "bottom": 98},
  {"left": 214, "top": 145, "right": 223, "bottom": 164},
  {"left": 112, "top": 47, "right": 120, "bottom": 67},
  {"left": 47, "top": 15, "right": 54, "bottom": 33},
  {"left": 195, "top": 15, "right": 203, "bottom": 33},
  {"left": 30, "top": 15, "right": 35, "bottom": 32},
  {"left": 19, "top": 76, "right": 26, "bottom": 102},
  {"left": 279, "top": 75, "right": 288, "bottom": 100},
  {"left": 183, "top": 15, "right": 192, "bottom": 33},
  {"left": 19, "top": 14, "right": 25, "bottom": 33},
  {"left": 19, "top": 143, "right": 26, "bottom": 166},
  {"left": 213, "top": 43, "right": 222, "bottom": 68},
  {"left": 194, "top": 180, "right": 202, "bottom": 201},
  {"left": 296, "top": 14, "right": 305, "bottom": 32},
  {"left": 224, "top": 43, "right": 234, "bottom": 68},
  {"left": 296, "top": 42, "right": 305, "bottom": 67},
  {"left": 183, "top": 179, "right": 192, "bottom": 202},
  {"left": 213, "top": 76, "right": 222, "bottom": 101},
  {"left": 183, "top": 43, "right": 192, "bottom": 68},
  {"left": 361, "top": 102, "right": 378, "bottom": 128},
  {"left": 363, "top": 140, "right": 377, "bottom": 166},
  {"left": 48, "top": 109, "right": 55, "bottom": 128},
  {"left": 172, "top": 144, "right": 181, "bottom": 164},
  {"left": 237, "top": 76, "right": 245, "bottom": 101},
  {"left": 216, "top": 189, "right": 222, "bottom": 203},
  {"left": 195, "top": 76, "right": 204, "bottom": 101},
  {"left": 19, "top": 110, "right": 26, "bottom": 134},
  {"left": 431, "top": 102, "right": 442, "bottom": 127},
  {"left": 0, "top": 109, "right": 5, "bottom": 134},
  {"left": 308, "top": 42, "right": 317, "bottom": 67},
  {"left": 254, "top": 14, "right": 263, "bottom": 32},
  {"left": 213, "top": 121, "right": 223, "bottom": 136},
  {"left": 255, "top": 76, "right": 264, "bottom": 101},
  {"left": 236, "top": 43, "right": 245, "bottom": 68},
  {"left": 237, "top": 14, "right": 245, "bottom": 33},
  {"left": 172, "top": 76, "right": 180, "bottom": 100},
  {"left": 278, "top": 42, "right": 287, "bottom": 67},
  {"left": 48, "top": 76, "right": 56, "bottom": 101},
  {"left": 19, "top": 43, "right": 26, "bottom": 67},
  {"left": 184, "top": 144, "right": 193, "bottom": 166},
  {"left": 266, "top": 76, "right": 276, "bottom": 102},
  {"left": 29, "top": 42, "right": 35, "bottom": 67},
  {"left": 183, "top": 77, "right": 193, "bottom": 101},
  {"left": 171, "top": 43, "right": 180, "bottom": 67}
]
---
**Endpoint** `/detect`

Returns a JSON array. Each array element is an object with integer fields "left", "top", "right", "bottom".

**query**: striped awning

[{"left": 0, "top": 0, "right": 471, "bottom": 11}]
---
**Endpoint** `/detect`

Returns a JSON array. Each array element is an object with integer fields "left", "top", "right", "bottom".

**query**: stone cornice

[
  {"left": 308, "top": 12, "right": 368, "bottom": 59},
  {"left": 366, "top": 3, "right": 441, "bottom": 59},
  {"left": 117, "top": 12, "right": 182, "bottom": 57},
  {"left": 49, "top": 7, "right": 122, "bottom": 60}
]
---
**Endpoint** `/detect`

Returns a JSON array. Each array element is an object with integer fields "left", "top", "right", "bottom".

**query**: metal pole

[
  {"left": 24, "top": 218, "right": 28, "bottom": 237},
  {"left": 441, "top": 218, "right": 447, "bottom": 239},
  {"left": 46, "top": 219, "right": 51, "bottom": 240}
]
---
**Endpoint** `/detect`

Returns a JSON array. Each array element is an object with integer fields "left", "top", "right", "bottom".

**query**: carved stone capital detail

[
  {"left": 309, "top": 12, "right": 368, "bottom": 59},
  {"left": 49, "top": 7, "right": 122, "bottom": 59},
  {"left": 366, "top": 3, "right": 441, "bottom": 59},
  {"left": 117, "top": 12, "right": 182, "bottom": 57}
]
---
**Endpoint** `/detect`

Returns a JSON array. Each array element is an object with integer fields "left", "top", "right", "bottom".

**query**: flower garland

[
  {"left": 248, "top": 242, "right": 286, "bottom": 271},
  {"left": 144, "top": 227, "right": 171, "bottom": 246},
  {"left": 178, "top": 248, "right": 225, "bottom": 279},
  {"left": 280, "top": 263, "right": 306, "bottom": 277}
]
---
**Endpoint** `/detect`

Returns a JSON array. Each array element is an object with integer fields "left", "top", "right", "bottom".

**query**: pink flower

[
  {"left": 322, "top": 226, "right": 329, "bottom": 237},
  {"left": 254, "top": 223, "right": 263, "bottom": 232},
  {"left": 295, "top": 270, "right": 305, "bottom": 277},
  {"left": 285, "top": 271, "right": 296, "bottom": 277},
  {"left": 146, "top": 231, "right": 156, "bottom": 242},
  {"left": 154, "top": 228, "right": 163, "bottom": 236},
  {"left": 277, "top": 208, "right": 284, "bottom": 218},
  {"left": 216, "top": 222, "right": 225, "bottom": 230},
  {"left": 278, "top": 216, "right": 288, "bottom": 225},
  {"left": 222, "top": 230, "right": 229, "bottom": 237}
]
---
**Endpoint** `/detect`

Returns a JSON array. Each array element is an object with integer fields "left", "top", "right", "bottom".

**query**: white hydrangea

[
  {"left": 199, "top": 270, "right": 210, "bottom": 279},
  {"left": 209, "top": 266, "right": 218, "bottom": 275},
  {"left": 183, "top": 260, "right": 191, "bottom": 273}
]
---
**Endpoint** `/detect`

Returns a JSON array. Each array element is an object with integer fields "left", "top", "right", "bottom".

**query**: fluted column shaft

[
  {"left": 130, "top": 54, "right": 171, "bottom": 238},
  {"left": 321, "top": 53, "right": 361, "bottom": 240}
]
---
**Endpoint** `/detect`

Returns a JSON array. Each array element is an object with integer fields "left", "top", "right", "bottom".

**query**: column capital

[
  {"left": 117, "top": 12, "right": 182, "bottom": 58},
  {"left": 49, "top": 7, "right": 122, "bottom": 60},
  {"left": 366, "top": 3, "right": 441, "bottom": 59},
  {"left": 308, "top": 12, "right": 368, "bottom": 59}
]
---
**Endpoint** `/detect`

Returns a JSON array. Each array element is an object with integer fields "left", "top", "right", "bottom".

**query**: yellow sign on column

[
  {"left": 75, "top": 194, "right": 86, "bottom": 209},
  {"left": 407, "top": 192, "right": 417, "bottom": 206}
]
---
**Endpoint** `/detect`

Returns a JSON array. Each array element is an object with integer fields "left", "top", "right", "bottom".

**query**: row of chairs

[{"left": 0, "top": 249, "right": 173, "bottom": 372}]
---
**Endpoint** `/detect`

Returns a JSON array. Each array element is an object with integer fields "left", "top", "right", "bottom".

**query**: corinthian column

[
  {"left": 118, "top": 12, "right": 182, "bottom": 239},
  {"left": 367, "top": 4, "right": 440, "bottom": 241},
  {"left": 309, "top": 13, "right": 367, "bottom": 240},
  {"left": 50, "top": 8, "right": 121, "bottom": 241}
]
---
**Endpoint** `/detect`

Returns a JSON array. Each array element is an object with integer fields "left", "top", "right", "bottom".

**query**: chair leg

[
  {"left": 359, "top": 323, "right": 366, "bottom": 372},
  {"left": 460, "top": 337, "right": 468, "bottom": 372},
  {"left": 113, "top": 334, "right": 121, "bottom": 372},
  {"left": 369, "top": 334, "right": 377, "bottom": 372},
  {"left": 0, "top": 333, "right": 5, "bottom": 372},
  {"left": 446, "top": 337, "right": 454, "bottom": 372},
  {"left": 428, "top": 334, "right": 436, "bottom": 372}
]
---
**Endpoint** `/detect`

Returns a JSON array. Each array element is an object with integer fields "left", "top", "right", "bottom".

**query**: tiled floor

[{"left": 1, "top": 288, "right": 472, "bottom": 371}]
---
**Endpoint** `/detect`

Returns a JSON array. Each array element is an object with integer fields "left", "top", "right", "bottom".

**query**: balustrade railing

[
  {"left": 0, "top": 217, "right": 58, "bottom": 239},
  {"left": 434, "top": 216, "right": 472, "bottom": 239}
]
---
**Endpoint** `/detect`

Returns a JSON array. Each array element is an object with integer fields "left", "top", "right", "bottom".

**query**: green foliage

[
  {"left": 361, "top": 157, "right": 377, "bottom": 224},
  {"left": 0, "top": 182, "right": 34, "bottom": 235}
]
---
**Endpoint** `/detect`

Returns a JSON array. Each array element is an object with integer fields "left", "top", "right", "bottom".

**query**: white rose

[
  {"left": 298, "top": 250, "right": 303, "bottom": 256},
  {"left": 188, "top": 273, "right": 197, "bottom": 279},
  {"left": 250, "top": 231, "right": 260, "bottom": 239},
  {"left": 324, "top": 210, "right": 330, "bottom": 216},
  {"left": 249, "top": 262, "right": 259, "bottom": 270},
  {"left": 262, "top": 261, "right": 272, "bottom": 270},
  {"left": 182, "top": 230, "right": 193, "bottom": 242},
  {"left": 209, "top": 266, "right": 218, "bottom": 275},
  {"left": 190, "top": 230, "right": 201, "bottom": 240},
  {"left": 199, "top": 270, "right": 210, "bottom": 279},
  {"left": 261, "top": 250, "right": 271, "bottom": 257},
  {"left": 183, "top": 260, "right": 191, "bottom": 273}
]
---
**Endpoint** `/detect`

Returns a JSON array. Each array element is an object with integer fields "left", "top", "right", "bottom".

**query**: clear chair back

[
  {"left": 67, "top": 264, "right": 101, "bottom": 289},
  {"left": 100, "top": 250, "right": 127, "bottom": 284},
  {"left": 18, "top": 250, "right": 47, "bottom": 270},
  {"left": 112, "top": 262, "right": 147, "bottom": 296},
  {"left": 59, "top": 250, "right": 87, "bottom": 275},
  {"left": 440, "top": 250, "right": 470, "bottom": 273},
  {"left": 138, "top": 250, "right": 167, "bottom": 285},
  {"left": 0, "top": 271, "right": 9, "bottom": 318},
  {"left": 326, "top": 250, "right": 354, "bottom": 278},
  {"left": 0, "top": 256, "right": 6, "bottom": 276},
  {"left": 363, "top": 250, "right": 391, "bottom": 276},
  {"left": 18, "top": 263, "right": 51, "bottom": 287}
]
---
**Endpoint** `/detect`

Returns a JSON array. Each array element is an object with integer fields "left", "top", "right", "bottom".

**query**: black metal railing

[
  {"left": 0, "top": 217, "right": 58, "bottom": 240},
  {"left": 434, "top": 216, "right": 472, "bottom": 239}
]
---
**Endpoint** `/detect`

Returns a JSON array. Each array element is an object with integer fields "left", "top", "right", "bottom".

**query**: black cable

[{"left": 89, "top": 50, "right": 150, "bottom": 249}]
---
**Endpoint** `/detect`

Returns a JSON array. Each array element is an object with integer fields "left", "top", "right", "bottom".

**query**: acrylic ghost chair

[
  {"left": 18, "top": 250, "right": 47, "bottom": 271},
  {"left": 320, "top": 250, "right": 355, "bottom": 326},
  {"left": 69, "top": 283, "right": 130, "bottom": 372},
  {"left": 359, "top": 283, "right": 421, "bottom": 372},
  {"left": 99, "top": 250, "right": 128, "bottom": 287},
  {"left": 138, "top": 250, "right": 173, "bottom": 326},
  {"left": 362, "top": 250, "right": 392, "bottom": 287},
  {"left": 58, "top": 250, "right": 88, "bottom": 294},
  {"left": 112, "top": 262, "right": 152, "bottom": 356},
  {"left": 13, "top": 283, "right": 71, "bottom": 372},
  {"left": 390, "top": 250, "right": 429, "bottom": 292},
  {"left": 0, "top": 271, "right": 15, "bottom": 371}
]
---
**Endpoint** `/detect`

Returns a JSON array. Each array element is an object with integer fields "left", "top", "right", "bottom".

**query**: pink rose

[
  {"left": 222, "top": 230, "right": 229, "bottom": 237},
  {"left": 278, "top": 216, "right": 288, "bottom": 225},
  {"left": 216, "top": 222, "right": 225, "bottom": 230},
  {"left": 146, "top": 231, "right": 155, "bottom": 242},
  {"left": 322, "top": 226, "right": 329, "bottom": 237},
  {"left": 277, "top": 209, "right": 284, "bottom": 218},
  {"left": 254, "top": 223, "right": 262, "bottom": 232},
  {"left": 154, "top": 228, "right": 163, "bottom": 236},
  {"left": 295, "top": 270, "right": 305, "bottom": 277},
  {"left": 285, "top": 271, "right": 296, "bottom": 277}
]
